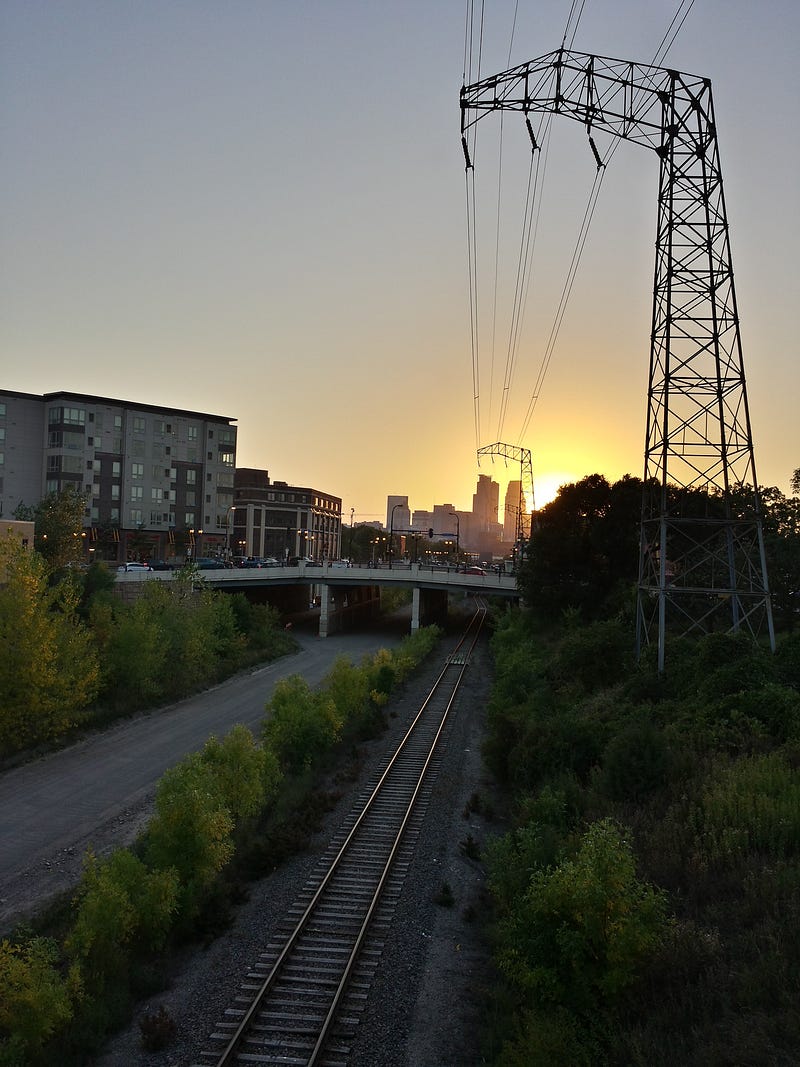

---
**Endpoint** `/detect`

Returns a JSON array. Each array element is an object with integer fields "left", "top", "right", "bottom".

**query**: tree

[
  {"left": 32, "top": 485, "right": 89, "bottom": 571},
  {"left": 519, "top": 474, "right": 643, "bottom": 619},
  {"left": 791, "top": 468, "right": 800, "bottom": 497},
  {"left": 0, "top": 539, "right": 100, "bottom": 754},
  {"left": 0, "top": 936, "right": 78, "bottom": 1058}
]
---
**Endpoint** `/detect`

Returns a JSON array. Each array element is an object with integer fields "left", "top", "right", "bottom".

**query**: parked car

[
  {"left": 117, "top": 562, "right": 152, "bottom": 572},
  {"left": 194, "top": 557, "right": 226, "bottom": 570},
  {"left": 149, "top": 559, "right": 175, "bottom": 571},
  {"left": 466, "top": 565, "right": 486, "bottom": 575}
]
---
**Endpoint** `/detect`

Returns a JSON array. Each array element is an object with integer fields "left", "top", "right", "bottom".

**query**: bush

[
  {"left": 199, "top": 724, "right": 280, "bottom": 821},
  {"left": 598, "top": 715, "right": 671, "bottom": 803},
  {"left": 67, "top": 850, "right": 179, "bottom": 989},
  {"left": 0, "top": 937, "right": 77, "bottom": 1061},
  {"left": 144, "top": 759, "right": 235, "bottom": 918},
  {"left": 687, "top": 750, "right": 800, "bottom": 866},
  {"left": 551, "top": 618, "right": 634, "bottom": 692},
  {"left": 262, "top": 675, "right": 342, "bottom": 773},
  {"left": 496, "top": 819, "right": 669, "bottom": 1013}
]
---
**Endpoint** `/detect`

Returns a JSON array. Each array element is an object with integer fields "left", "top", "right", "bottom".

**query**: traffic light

[{"left": 428, "top": 528, "right": 434, "bottom": 539}]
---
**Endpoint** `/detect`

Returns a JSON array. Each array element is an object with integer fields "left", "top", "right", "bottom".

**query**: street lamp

[
  {"left": 389, "top": 503, "right": 402, "bottom": 570},
  {"left": 349, "top": 507, "right": 355, "bottom": 562},
  {"left": 226, "top": 506, "right": 237, "bottom": 559},
  {"left": 189, "top": 527, "right": 203, "bottom": 560},
  {"left": 449, "top": 512, "right": 460, "bottom": 561}
]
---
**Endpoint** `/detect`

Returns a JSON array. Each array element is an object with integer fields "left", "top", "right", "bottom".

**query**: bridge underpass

[{"left": 115, "top": 562, "right": 519, "bottom": 637}]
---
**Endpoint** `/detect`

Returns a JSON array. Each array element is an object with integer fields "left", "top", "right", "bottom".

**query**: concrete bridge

[{"left": 115, "top": 561, "right": 520, "bottom": 636}]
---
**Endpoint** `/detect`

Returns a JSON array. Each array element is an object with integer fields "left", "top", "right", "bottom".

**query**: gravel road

[{"left": 94, "top": 628, "right": 501, "bottom": 1067}]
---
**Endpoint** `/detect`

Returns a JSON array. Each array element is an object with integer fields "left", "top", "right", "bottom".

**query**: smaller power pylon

[{"left": 477, "top": 442, "right": 534, "bottom": 557}]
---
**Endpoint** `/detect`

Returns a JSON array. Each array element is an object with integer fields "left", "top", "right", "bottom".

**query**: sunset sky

[{"left": 2, "top": 1, "right": 797, "bottom": 522}]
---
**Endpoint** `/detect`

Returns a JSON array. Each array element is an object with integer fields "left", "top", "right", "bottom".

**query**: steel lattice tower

[{"left": 461, "top": 48, "right": 775, "bottom": 670}]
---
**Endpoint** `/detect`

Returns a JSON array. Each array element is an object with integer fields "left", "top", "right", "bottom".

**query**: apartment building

[{"left": 0, "top": 389, "right": 237, "bottom": 561}]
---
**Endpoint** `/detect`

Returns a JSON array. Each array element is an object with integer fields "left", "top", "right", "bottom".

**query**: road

[{"left": 0, "top": 627, "right": 402, "bottom": 930}]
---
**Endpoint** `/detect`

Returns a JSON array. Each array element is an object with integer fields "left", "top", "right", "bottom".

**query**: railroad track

[{"left": 197, "top": 605, "right": 487, "bottom": 1067}]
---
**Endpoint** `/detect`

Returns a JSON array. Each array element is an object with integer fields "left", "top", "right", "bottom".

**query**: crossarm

[{"left": 461, "top": 48, "right": 711, "bottom": 156}]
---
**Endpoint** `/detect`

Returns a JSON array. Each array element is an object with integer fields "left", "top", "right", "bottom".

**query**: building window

[
  {"left": 130, "top": 508, "right": 142, "bottom": 525},
  {"left": 131, "top": 462, "right": 144, "bottom": 479},
  {"left": 114, "top": 415, "right": 122, "bottom": 430},
  {"left": 185, "top": 512, "right": 195, "bottom": 526},
  {"left": 111, "top": 485, "right": 120, "bottom": 500},
  {"left": 131, "top": 486, "right": 143, "bottom": 501},
  {"left": 112, "top": 461, "right": 121, "bottom": 477},
  {"left": 0, "top": 402, "right": 5, "bottom": 417},
  {"left": 219, "top": 428, "right": 235, "bottom": 445},
  {"left": 220, "top": 450, "right": 234, "bottom": 467},
  {"left": 186, "top": 469, "right": 196, "bottom": 485},
  {"left": 133, "top": 416, "right": 146, "bottom": 434},
  {"left": 151, "top": 487, "right": 163, "bottom": 503},
  {"left": 46, "top": 479, "right": 59, "bottom": 493},
  {"left": 149, "top": 511, "right": 162, "bottom": 525},
  {"left": 94, "top": 413, "right": 103, "bottom": 431},
  {"left": 111, "top": 507, "right": 119, "bottom": 522},
  {"left": 188, "top": 425, "right": 198, "bottom": 441},
  {"left": 112, "top": 437, "right": 122, "bottom": 452}
]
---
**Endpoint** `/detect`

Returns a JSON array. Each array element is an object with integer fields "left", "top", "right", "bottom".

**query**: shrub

[
  {"left": 67, "top": 850, "right": 179, "bottom": 987},
  {"left": 551, "top": 618, "right": 634, "bottom": 692},
  {"left": 496, "top": 819, "right": 669, "bottom": 1013},
  {"left": 144, "top": 759, "right": 235, "bottom": 918},
  {"left": 598, "top": 715, "right": 671, "bottom": 802},
  {"left": 0, "top": 937, "right": 78, "bottom": 1060},
  {"left": 262, "top": 675, "right": 342, "bottom": 773},
  {"left": 687, "top": 750, "right": 800, "bottom": 865},
  {"left": 487, "top": 785, "right": 578, "bottom": 914},
  {"left": 199, "top": 724, "right": 279, "bottom": 821},
  {"left": 138, "top": 1005, "right": 176, "bottom": 1051}
]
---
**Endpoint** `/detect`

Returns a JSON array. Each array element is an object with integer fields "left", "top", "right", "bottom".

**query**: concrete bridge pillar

[
  {"left": 411, "top": 586, "right": 421, "bottom": 632},
  {"left": 319, "top": 583, "right": 343, "bottom": 638}
]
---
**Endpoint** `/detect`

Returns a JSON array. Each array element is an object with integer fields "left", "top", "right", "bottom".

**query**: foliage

[
  {"left": 0, "top": 539, "right": 100, "bottom": 755},
  {"left": 262, "top": 676, "right": 342, "bottom": 773},
  {"left": 484, "top": 600, "right": 800, "bottom": 1063},
  {"left": 495, "top": 819, "right": 668, "bottom": 1013},
  {"left": 66, "top": 851, "right": 179, "bottom": 987},
  {"left": 597, "top": 715, "right": 671, "bottom": 803},
  {"left": 30, "top": 485, "right": 88, "bottom": 572},
  {"left": 486, "top": 785, "right": 577, "bottom": 913},
  {"left": 138, "top": 1005, "right": 176, "bottom": 1051},
  {"left": 144, "top": 757, "right": 236, "bottom": 918},
  {"left": 518, "top": 473, "right": 642, "bottom": 620},
  {"left": 0, "top": 937, "right": 78, "bottom": 1061},
  {"left": 198, "top": 725, "right": 280, "bottom": 821},
  {"left": 685, "top": 751, "right": 800, "bottom": 866},
  {"left": 549, "top": 617, "right": 634, "bottom": 693}
]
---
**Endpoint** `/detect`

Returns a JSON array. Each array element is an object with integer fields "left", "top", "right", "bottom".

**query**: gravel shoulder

[{"left": 93, "top": 629, "right": 503, "bottom": 1067}]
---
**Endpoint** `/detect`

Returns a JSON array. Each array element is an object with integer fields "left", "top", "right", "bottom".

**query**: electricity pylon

[
  {"left": 461, "top": 49, "right": 775, "bottom": 670},
  {"left": 477, "top": 441, "right": 534, "bottom": 552}
]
